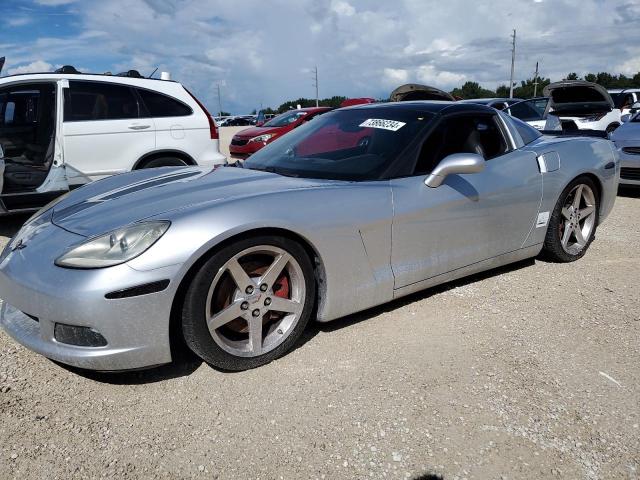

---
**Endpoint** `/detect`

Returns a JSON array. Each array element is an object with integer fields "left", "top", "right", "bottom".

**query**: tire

[
  {"left": 541, "top": 176, "right": 599, "bottom": 263},
  {"left": 605, "top": 123, "right": 620, "bottom": 135},
  {"left": 181, "top": 235, "right": 316, "bottom": 371},
  {"left": 139, "top": 157, "right": 188, "bottom": 168}
]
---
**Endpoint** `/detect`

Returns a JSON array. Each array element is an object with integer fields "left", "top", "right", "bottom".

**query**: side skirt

[{"left": 392, "top": 244, "right": 543, "bottom": 300}]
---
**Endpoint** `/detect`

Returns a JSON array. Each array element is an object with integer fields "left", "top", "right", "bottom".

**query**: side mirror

[
  {"left": 621, "top": 114, "right": 631, "bottom": 123},
  {"left": 425, "top": 153, "right": 485, "bottom": 188}
]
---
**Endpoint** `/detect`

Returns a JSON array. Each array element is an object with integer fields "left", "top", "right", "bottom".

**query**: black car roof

[{"left": 339, "top": 100, "right": 496, "bottom": 115}]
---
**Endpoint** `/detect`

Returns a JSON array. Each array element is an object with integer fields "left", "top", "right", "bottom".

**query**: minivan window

[
  {"left": 137, "top": 88, "right": 192, "bottom": 117},
  {"left": 64, "top": 81, "right": 139, "bottom": 121}
]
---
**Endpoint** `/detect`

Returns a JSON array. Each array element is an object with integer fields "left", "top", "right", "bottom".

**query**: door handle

[{"left": 128, "top": 124, "right": 151, "bottom": 130}]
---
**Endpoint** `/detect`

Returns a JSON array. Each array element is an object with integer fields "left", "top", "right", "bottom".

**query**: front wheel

[
  {"left": 181, "top": 236, "right": 316, "bottom": 371},
  {"left": 541, "top": 177, "right": 599, "bottom": 262}
]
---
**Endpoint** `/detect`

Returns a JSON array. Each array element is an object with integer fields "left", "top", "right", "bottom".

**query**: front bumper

[
  {"left": 0, "top": 224, "right": 181, "bottom": 370},
  {"left": 618, "top": 148, "right": 640, "bottom": 186},
  {"left": 229, "top": 139, "right": 263, "bottom": 159}
]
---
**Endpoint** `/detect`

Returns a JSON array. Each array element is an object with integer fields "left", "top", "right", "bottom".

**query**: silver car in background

[
  {"left": 0, "top": 102, "right": 619, "bottom": 372},
  {"left": 611, "top": 112, "right": 640, "bottom": 186}
]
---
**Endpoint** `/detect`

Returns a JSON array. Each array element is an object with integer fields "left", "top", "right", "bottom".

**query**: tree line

[{"left": 255, "top": 71, "right": 640, "bottom": 113}]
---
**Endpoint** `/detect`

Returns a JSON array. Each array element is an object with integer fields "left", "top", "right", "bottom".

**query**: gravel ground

[{"left": 0, "top": 191, "right": 639, "bottom": 480}]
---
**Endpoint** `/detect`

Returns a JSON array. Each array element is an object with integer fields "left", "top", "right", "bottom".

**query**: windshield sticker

[{"left": 359, "top": 118, "right": 406, "bottom": 131}]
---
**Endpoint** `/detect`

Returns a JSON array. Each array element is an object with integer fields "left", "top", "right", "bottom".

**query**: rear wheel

[
  {"left": 181, "top": 235, "right": 315, "bottom": 371},
  {"left": 139, "top": 156, "right": 188, "bottom": 168},
  {"left": 542, "top": 177, "right": 599, "bottom": 262}
]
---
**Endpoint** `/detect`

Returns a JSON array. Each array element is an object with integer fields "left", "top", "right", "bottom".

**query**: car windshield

[
  {"left": 262, "top": 110, "right": 310, "bottom": 127},
  {"left": 243, "top": 108, "right": 434, "bottom": 181}
]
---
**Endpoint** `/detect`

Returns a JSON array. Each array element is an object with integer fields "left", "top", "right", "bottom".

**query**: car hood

[
  {"left": 544, "top": 81, "right": 615, "bottom": 114},
  {"left": 50, "top": 166, "right": 331, "bottom": 237},
  {"left": 233, "top": 126, "right": 287, "bottom": 139},
  {"left": 389, "top": 84, "right": 455, "bottom": 102},
  {"left": 610, "top": 120, "right": 640, "bottom": 143}
]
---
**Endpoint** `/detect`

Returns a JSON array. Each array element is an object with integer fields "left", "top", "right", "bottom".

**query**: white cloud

[
  {"left": 7, "top": 60, "right": 54, "bottom": 75},
  {"left": 331, "top": 0, "right": 355, "bottom": 17},
  {"left": 8, "top": 17, "right": 32, "bottom": 27},
  {"left": 417, "top": 65, "right": 466, "bottom": 88},
  {"left": 10, "top": 0, "right": 640, "bottom": 113},
  {"left": 383, "top": 68, "right": 409, "bottom": 86}
]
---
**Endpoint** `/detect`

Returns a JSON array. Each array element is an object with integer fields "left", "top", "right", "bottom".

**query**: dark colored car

[
  {"left": 223, "top": 117, "right": 255, "bottom": 127},
  {"left": 229, "top": 107, "right": 333, "bottom": 159}
]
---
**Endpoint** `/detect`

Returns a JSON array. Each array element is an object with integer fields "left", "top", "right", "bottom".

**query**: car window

[
  {"left": 136, "top": 88, "right": 192, "bottom": 117},
  {"left": 0, "top": 89, "right": 40, "bottom": 126},
  {"left": 414, "top": 114, "right": 509, "bottom": 175},
  {"left": 64, "top": 81, "right": 139, "bottom": 121},
  {"left": 244, "top": 109, "right": 434, "bottom": 181},
  {"left": 509, "top": 101, "right": 544, "bottom": 121},
  {"left": 262, "top": 110, "right": 309, "bottom": 127},
  {"left": 508, "top": 116, "right": 542, "bottom": 145}
]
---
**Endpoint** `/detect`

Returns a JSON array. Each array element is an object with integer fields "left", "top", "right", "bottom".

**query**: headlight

[
  {"left": 248, "top": 133, "right": 276, "bottom": 144},
  {"left": 55, "top": 221, "right": 170, "bottom": 269}
]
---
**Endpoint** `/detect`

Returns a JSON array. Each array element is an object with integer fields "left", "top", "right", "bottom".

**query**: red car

[{"left": 229, "top": 107, "right": 333, "bottom": 159}]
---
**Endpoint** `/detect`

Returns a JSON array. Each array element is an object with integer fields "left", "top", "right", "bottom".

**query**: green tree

[
  {"left": 450, "top": 81, "right": 496, "bottom": 99},
  {"left": 565, "top": 72, "right": 579, "bottom": 80}
]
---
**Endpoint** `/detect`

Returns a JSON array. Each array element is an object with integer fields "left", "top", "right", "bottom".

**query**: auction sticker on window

[{"left": 359, "top": 118, "right": 406, "bottom": 131}]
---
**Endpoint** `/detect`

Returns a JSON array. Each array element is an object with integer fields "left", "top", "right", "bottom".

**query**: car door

[
  {"left": 390, "top": 112, "right": 542, "bottom": 289},
  {"left": 134, "top": 86, "right": 194, "bottom": 157},
  {"left": 62, "top": 80, "right": 155, "bottom": 180}
]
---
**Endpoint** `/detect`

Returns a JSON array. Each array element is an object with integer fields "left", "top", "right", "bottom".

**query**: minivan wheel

[
  {"left": 140, "top": 157, "right": 189, "bottom": 168},
  {"left": 181, "top": 235, "right": 316, "bottom": 371}
]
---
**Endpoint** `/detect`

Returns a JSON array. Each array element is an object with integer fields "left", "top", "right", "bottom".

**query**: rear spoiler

[{"left": 541, "top": 129, "right": 609, "bottom": 139}]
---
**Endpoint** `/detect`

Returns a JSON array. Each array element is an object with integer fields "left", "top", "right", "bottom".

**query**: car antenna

[{"left": 148, "top": 67, "right": 158, "bottom": 79}]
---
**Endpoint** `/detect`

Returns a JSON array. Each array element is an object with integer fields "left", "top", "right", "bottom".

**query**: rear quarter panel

[{"left": 523, "top": 136, "right": 619, "bottom": 246}]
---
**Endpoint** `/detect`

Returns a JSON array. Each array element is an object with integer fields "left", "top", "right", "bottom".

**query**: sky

[{"left": 2, "top": 0, "right": 640, "bottom": 114}]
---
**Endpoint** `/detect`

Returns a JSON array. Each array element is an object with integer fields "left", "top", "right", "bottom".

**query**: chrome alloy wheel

[
  {"left": 559, "top": 183, "right": 597, "bottom": 255},
  {"left": 205, "top": 245, "right": 306, "bottom": 358}
]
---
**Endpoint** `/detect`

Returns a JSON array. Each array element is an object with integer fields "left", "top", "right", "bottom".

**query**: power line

[
  {"left": 509, "top": 29, "right": 516, "bottom": 99},
  {"left": 533, "top": 61, "right": 539, "bottom": 97}
]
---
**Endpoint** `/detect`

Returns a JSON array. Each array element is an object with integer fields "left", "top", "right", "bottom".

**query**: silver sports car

[{"left": 0, "top": 101, "right": 619, "bottom": 371}]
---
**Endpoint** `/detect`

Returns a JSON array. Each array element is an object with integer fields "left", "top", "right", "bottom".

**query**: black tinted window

[
  {"left": 64, "top": 81, "right": 139, "bottom": 121},
  {"left": 137, "top": 89, "right": 192, "bottom": 117},
  {"left": 509, "top": 117, "right": 542, "bottom": 145},
  {"left": 245, "top": 109, "right": 433, "bottom": 181},
  {"left": 414, "top": 114, "right": 508, "bottom": 175}
]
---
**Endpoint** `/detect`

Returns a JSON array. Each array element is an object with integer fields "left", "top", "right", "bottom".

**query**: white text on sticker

[{"left": 359, "top": 119, "right": 406, "bottom": 132}]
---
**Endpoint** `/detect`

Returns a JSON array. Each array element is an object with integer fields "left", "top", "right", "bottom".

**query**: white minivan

[{"left": 0, "top": 68, "right": 226, "bottom": 214}]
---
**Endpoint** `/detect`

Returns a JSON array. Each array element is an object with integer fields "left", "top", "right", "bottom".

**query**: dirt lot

[{"left": 0, "top": 191, "right": 639, "bottom": 480}]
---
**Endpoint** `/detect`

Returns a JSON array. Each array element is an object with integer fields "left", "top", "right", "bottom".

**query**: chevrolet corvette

[{"left": 0, "top": 101, "right": 619, "bottom": 371}]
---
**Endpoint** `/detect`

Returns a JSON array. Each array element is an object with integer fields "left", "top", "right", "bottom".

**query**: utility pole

[
  {"left": 312, "top": 66, "right": 319, "bottom": 107},
  {"left": 533, "top": 61, "right": 539, "bottom": 97},
  {"left": 217, "top": 83, "right": 223, "bottom": 116},
  {"left": 509, "top": 29, "right": 516, "bottom": 99}
]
